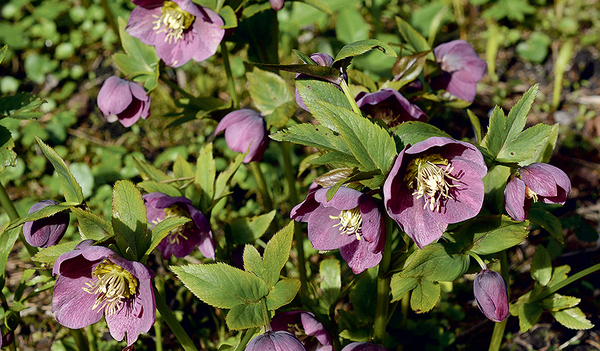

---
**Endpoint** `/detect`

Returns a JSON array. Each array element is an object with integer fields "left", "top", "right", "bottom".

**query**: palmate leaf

[{"left": 115, "top": 17, "right": 159, "bottom": 91}]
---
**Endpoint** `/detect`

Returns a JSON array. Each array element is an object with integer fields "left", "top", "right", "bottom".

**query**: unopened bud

[{"left": 474, "top": 269, "right": 509, "bottom": 322}]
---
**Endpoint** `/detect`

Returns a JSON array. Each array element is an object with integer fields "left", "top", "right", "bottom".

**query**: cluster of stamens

[
  {"left": 329, "top": 207, "right": 363, "bottom": 240},
  {"left": 404, "top": 154, "right": 458, "bottom": 212},
  {"left": 83, "top": 260, "right": 139, "bottom": 317},
  {"left": 152, "top": 1, "right": 195, "bottom": 44},
  {"left": 151, "top": 204, "right": 191, "bottom": 245}
]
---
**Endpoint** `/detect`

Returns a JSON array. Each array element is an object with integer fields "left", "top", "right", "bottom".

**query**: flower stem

[
  {"left": 71, "top": 329, "right": 90, "bottom": 351},
  {"left": 159, "top": 75, "right": 196, "bottom": 101},
  {"left": 372, "top": 215, "right": 394, "bottom": 344},
  {"left": 154, "top": 277, "right": 165, "bottom": 351},
  {"left": 220, "top": 42, "right": 239, "bottom": 110},
  {"left": 488, "top": 251, "right": 509, "bottom": 351},
  {"left": 153, "top": 284, "right": 198, "bottom": 351},
  {"left": 234, "top": 328, "right": 258, "bottom": 351},
  {"left": 85, "top": 325, "right": 97, "bottom": 351},
  {"left": 466, "top": 250, "right": 487, "bottom": 270},
  {"left": 339, "top": 79, "right": 362, "bottom": 115},
  {"left": 249, "top": 162, "right": 273, "bottom": 212},
  {"left": 532, "top": 261, "right": 600, "bottom": 302},
  {"left": 0, "top": 183, "right": 37, "bottom": 257}
]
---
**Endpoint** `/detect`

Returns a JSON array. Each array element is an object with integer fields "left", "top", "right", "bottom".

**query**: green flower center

[
  {"left": 83, "top": 260, "right": 139, "bottom": 317},
  {"left": 404, "top": 154, "right": 458, "bottom": 212},
  {"left": 329, "top": 207, "right": 362, "bottom": 240},
  {"left": 152, "top": 1, "right": 195, "bottom": 44},
  {"left": 151, "top": 204, "right": 192, "bottom": 245}
]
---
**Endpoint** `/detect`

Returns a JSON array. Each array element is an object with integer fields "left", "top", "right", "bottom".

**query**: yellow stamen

[
  {"left": 152, "top": 1, "right": 195, "bottom": 44},
  {"left": 524, "top": 186, "right": 538, "bottom": 202},
  {"left": 404, "top": 154, "right": 459, "bottom": 212},
  {"left": 329, "top": 207, "right": 362, "bottom": 240},
  {"left": 83, "top": 260, "right": 139, "bottom": 317}
]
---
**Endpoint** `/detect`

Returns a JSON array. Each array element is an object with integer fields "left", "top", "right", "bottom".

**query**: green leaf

[
  {"left": 297, "top": 0, "right": 333, "bottom": 14},
  {"left": 0, "top": 45, "right": 6, "bottom": 64},
  {"left": 467, "top": 109, "right": 483, "bottom": 143},
  {"left": 0, "top": 125, "right": 17, "bottom": 172},
  {"left": 5, "top": 203, "right": 71, "bottom": 232},
  {"left": 270, "top": 123, "right": 353, "bottom": 156},
  {"left": 226, "top": 301, "right": 266, "bottom": 330},
  {"left": 263, "top": 221, "right": 294, "bottom": 288},
  {"left": 458, "top": 215, "right": 529, "bottom": 255},
  {"left": 0, "top": 92, "right": 44, "bottom": 120},
  {"left": 516, "top": 32, "right": 551, "bottom": 64},
  {"left": 295, "top": 79, "right": 352, "bottom": 130},
  {"left": 214, "top": 153, "right": 245, "bottom": 202},
  {"left": 531, "top": 245, "right": 552, "bottom": 286},
  {"left": 173, "top": 154, "right": 195, "bottom": 180},
  {"left": 196, "top": 143, "right": 216, "bottom": 208},
  {"left": 347, "top": 69, "right": 377, "bottom": 92},
  {"left": 333, "top": 39, "right": 397, "bottom": 72},
  {"left": 349, "top": 267, "right": 377, "bottom": 320},
  {"left": 116, "top": 17, "right": 159, "bottom": 91},
  {"left": 145, "top": 216, "right": 191, "bottom": 259},
  {"left": 137, "top": 181, "right": 183, "bottom": 198},
  {"left": 231, "top": 210, "right": 276, "bottom": 245},
  {"left": 481, "top": 106, "right": 506, "bottom": 158},
  {"left": 36, "top": 136, "right": 84, "bottom": 204},
  {"left": 390, "top": 51, "right": 429, "bottom": 89},
  {"left": 320, "top": 258, "right": 341, "bottom": 307},
  {"left": 32, "top": 240, "right": 80, "bottom": 264},
  {"left": 390, "top": 275, "right": 418, "bottom": 302},
  {"left": 243, "top": 245, "right": 267, "bottom": 282},
  {"left": 218, "top": 6, "right": 238, "bottom": 29},
  {"left": 265, "top": 278, "right": 301, "bottom": 311},
  {"left": 254, "top": 63, "right": 341, "bottom": 84},
  {"left": 401, "top": 243, "right": 470, "bottom": 282},
  {"left": 546, "top": 265, "right": 571, "bottom": 292},
  {"left": 0, "top": 228, "right": 20, "bottom": 288},
  {"left": 335, "top": 9, "right": 370, "bottom": 45},
  {"left": 247, "top": 68, "right": 293, "bottom": 115},
  {"left": 132, "top": 156, "right": 170, "bottom": 181},
  {"left": 517, "top": 302, "right": 543, "bottom": 333},
  {"left": 551, "top": 307, "right": 593, "bottom": 330},
  {"left": 112, "top": 180, "right": 148, "bottom": 260},
  {"left": 395, "top": 16, "right": 431, "bottom": 53},
  {"left": 496, "top": 123, "right": 553, "bottom": 163},
  {"left": 71, "top": 207, "right": 113, "bottom": 240},
  {"left": 528, "top": 208, "right": 563, "bottom": 243},
  {"left": 391, "top": 121, "right": 451, "bottom": 150},
  {"left": 309, "top": 151, "right": 362, "bottom": 168},
  {"left": 265, "top": 101, "right": 295, "bottom": 129},
  {"left": 171, "top": 263, "right": 269, "bottom": 309},
  {"left": 411, "top": 279, "right": 440, "bottom": 313},
  {"left": 539, "top": 294, "right": 580, "bottom": 311}
]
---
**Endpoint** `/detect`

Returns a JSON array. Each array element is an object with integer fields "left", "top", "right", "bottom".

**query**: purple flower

[
  {"left": 473, "top": 269, "right": 509, "bottom": 322},
  {"left": 355, "top": 88, "right": 428, "bottom": 126},
  {"left": 97, "top": 76, "right": 151, "bottom": 127},
  {"left": 22, "top": 200, "right": 69, "bottom": 248},
  {"left": 504, "top": 163, "right": 571, "bottom": 221},
  {"left": 341, "top": 342, "right": 388, "bottom": 351},
  {"left": 291, "top": 186, "right": 385, "bottom": 274},
  {"left": 269, "top": 0, "right": 284, "bottom": 10},
  {"left": 295, "top": 53, "right": 338, "bottom": 112},
  {"left": 126, "top": 0, "right": 225, "bottom": 67},
  {"left": 214, "top": 109, "right": 269, "bottom": 163},
  {"left": 246, "top": 331, "right": 307, "bottom": 351},
  {"left": 431, "top": 40, "right": 487, "bottom": 103},
  {"left": 52, "top": 241, "right": 155, "bottom": 347},
  {"left": 143, "top": 192, "right": 215, "bottom": 260},
  {"left": 271, "top": 311, "right": 333, "bottom": 351},
  {"left": 383, "top": 137, "right": 487, "bottom": 249}
]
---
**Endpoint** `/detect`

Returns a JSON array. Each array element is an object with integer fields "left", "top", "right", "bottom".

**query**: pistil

[
  {"left": 83, "top": 260, "right": 139, "bottom": 317},
  {"left": 404, "top": 154, "right": 458, "bottom": 212},
  {"left": 329, "top": 207, "right": 363, "bottom": 240}
]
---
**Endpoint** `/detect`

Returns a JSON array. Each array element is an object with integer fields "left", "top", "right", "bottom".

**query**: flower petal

[
  {"left": 504, "top": 176, "right": 527, "bottom": 221},
  {"left": 339, "top": 239, "right": 382, "bottom": 274}
]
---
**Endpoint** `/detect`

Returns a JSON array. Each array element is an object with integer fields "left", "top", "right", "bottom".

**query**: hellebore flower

[
  {"left": 383, "top": 137, "right": 487, "bottom": 249},
  {"left": 291, "top": 186, "right": 385, "bottom": 274},
  {"left": 431, "top": 40, "right": 487, "bottom": 103},
  {"left": 295, "top": 53, "right": 338, "bottom": 112},
  {"left": 341, "top": 342, "right": 388, "bottom": 351},
  {"left": 246, "top": 331, "right": 307, "bottom": 351},
  {"left": 473, "top": 269, "right": 509, "bottom": 322},
  {"left": 97, "top": 76, "right": 151, "bottom": 127},
  {"left": 23, "top": 200, "right": 69, "bottom": 248},
  {"left": 504, "top": 163, "right": 571, "bottom": 221},
  {"left": 355, "top": 88, "right": 428, "bottom": 126},
  {"left": 270, "top": 0, "right": 284, "bottom": 10},
  {"left": 52, "top": 240, "right": 155, "bottom": 347},
  {"left": 214, "top": 109, "right": 269, "bottom": 163},
  {"left": 271, "top": 311, "right": 333, "bottom": 351},
  {"left": 143, "top": 192, "right": 215, "bottom": 260},
  {"left": 126, "top": 0, "right": 225, "bottom": 67}
]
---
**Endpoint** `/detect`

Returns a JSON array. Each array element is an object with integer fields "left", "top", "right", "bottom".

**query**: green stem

[
  {"left": 340, "top": 80, "right": 362, "bottom": 115},
  {"left": 488, "top": 251, "right": 509, "bottom": 351},
  {"left": 215, "top": 0, "right": 225, "bottom": 12},
  {"left": 153, "top": 284, "right": 198, "bottom": 351},
  {"left": 466, "top": 250, "right": 487, "bottom": 270},
  {"left": 154, "top": 277, "right": 165, "bottom": 351},
  {"left": 234, "top": 328, "right": 258, "bottom": 351},
  {"left": 372, "top": 215, "right": 394, "bottom": 344},
  {"left": 71, "top": 329, "right": 90, "bottom": 351},
  {"left": 159, "top": 75, "right": 196, "bottom": 100},
  {"left": 533, "top": 262, "right": 600, "bottom": 302},
  {"left": 220, "top": 42, "right": 239, "bottom": 110},
  {"left": 0, "top": 183, "right": 37, "bottom": 257},
  {"left": 99, "top": 0, "right": 118, "bottom": 38},
  {"left": 85, "top": 325, "right": 97, "bottom": 351},
  {"left": 249, "top": 162, "right": 273, "bottom": 212},
  {"left": 280, "top": 142, "right": 308, "bottom": 296}
]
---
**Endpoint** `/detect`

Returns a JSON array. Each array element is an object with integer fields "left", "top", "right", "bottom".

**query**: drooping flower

[
  {"left": 246, "top": 331, "right": 307, "bottom": 351},
  {"left": 341, "top": 342, "right": 388, "bottom": 351},
  {"left": 473, "top": 269, "right": 509, "bottom": 322},
  {"left": 22, "top": 200, "right": 69, "bottom": 248},
  {"left": 291, "top": 186, "right": 385, "bottom": 274},
  {"left": 52, "top": 240, "right": 155, "bottom": 347},
  {"left": 504, "top": 162, "right": 571, "bottom": 221},
  {"left": 431, "top": 40, "right": 487, "bottom": 103},
  {"left": 214, "top": 109, "right": 269, "bottom": 163},
  {"left": 355, "top": 88, "right": 428, "bottom": 126},
  {"left": 295, "top": 53, "right": 338, "bottom": 112},
  {"left": 383, "top": 137, "right": 487, "bottom": 249},
  {"left": 126, "top": 0, "right": 225, "bottom": 67},
  {"left": 271, "top": 311, "right": 333, "bottom": 351},
  {"left": 269, "top": 0, "right": 284, "bottom": 10},
  {"left": 97, "top": 76, "right": 151, "bottom": 127},
  {"left": 143, "top": 192, "right": 215, "bottom": 260}
]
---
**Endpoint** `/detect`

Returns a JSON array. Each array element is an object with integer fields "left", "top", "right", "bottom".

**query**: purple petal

[
  {"left": 307, "top": 206, "right": 358, "bottom": 250},
  {"left": 52, "top": 275, "right": 103, "bottom": 329},
  {"left": 339, "top": 239, "right": 382, "bottom": 274},
  {"left": 155, "top": 29, "right": 201, "bottom": 68},
  {"left": 355, "top": 88, "right": 428, "bottom": 124},
  {"left": 313, "top": 187, "right": 362, "bottom": 211},
  {"left": 190, "top": 8, "right": 225, "bottom": 62},
  {"left": 97, "top": 76, "right": 133, "bottom": 117},
  {"left": 341, "top": 342, "right": 388, "bottom": 351},
  {"left": 291, "top": 191, "right": 320, "bottom": 223},
  {"left": 246, "top": 331, "right": 307, "bottom": 351},
  {"left": 215, "top": 109, "right": 268, "bottom": 163},
  {"left": 474, "top": 269, "right": 509, "bottom": 322},
  {"left": 520, "top": 163, "right": 571, "bottom": 203},
  {"left": 125, "top": 7, "right": 162, "bottom": 46},
  {"left": 270, "top": 0, "right": 285, "bottom": 10},
  {"left": 504, "top": 176, "right": 527, "bottom": 221}
]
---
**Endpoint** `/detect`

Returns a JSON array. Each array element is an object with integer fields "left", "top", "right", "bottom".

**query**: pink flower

[
  {"left": 504, "top": 163, "right": 571, "bottom": 221},
  {"left": 23, "top": 200, "right": 69, "bottom": 248},
  {"left": 97, "top": 76, "right": 151, "bottom": 127},
  {"left": 383, "top": 137, "right": 487, "bottom": 249},
  {"left": 126, "top": 0, "right": 224, "bottom": 67},
  {"left": 269, "top": 0, "right": 284, "bottom": 10},
  {"left": 271, "top": 311, "right": 333, "bottom": 351},
  {"left": 341, "top": 342, "right": 388, "bottom": 351},
  {"left": 355, "top": 88, "right": 428, "bottom": 126},
  {"left": 246, "top": 331, "right": 307, "bottom": 351},
  {"left": 214, "top": 109, "right": 269, "bottom": 163},
  {"left": 474, "top": 269, "right": 509, "bottom": 322}
]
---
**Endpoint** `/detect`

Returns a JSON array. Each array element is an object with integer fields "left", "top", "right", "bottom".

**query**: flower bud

[
  {"left": 214, "top": 109, "right": 269, "bottom": 163},
  {"left": 22, "top": 200, "right": 69, "bottom": 248},
  {"left": 473, "top": 269, "right": 509, "bottom": 322},
  {"left": 246, "top": 331, "right": 306, "bottom": 351},
  {"left": 341, "top": 342, "right": 388, "bottom": 351},
  {"left": 97, "top": 76, "right": 151, "bottom": 127}
]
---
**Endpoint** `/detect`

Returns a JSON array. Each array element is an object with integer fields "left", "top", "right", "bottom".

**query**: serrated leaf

[
  {"left": 391, "top": 121, "right": 451, "bottom": 150},
  {"left": 243, "top": 245, "right": 267, "bottom": 281},
  {"left": 36, "top": 136, "right": 84, "bottom": 204},
  {"left": 266, "top": 278, "right": 301, "bottom": 311},
  {"left": 137, "top": 181, "right": 183, "bottom": 198},
  {"left": 231, "top": 210, "right": 276, "bottom": 245},
  {"left": 401, "top": 243, "right": 470, "bottom": 282},
  {"left": 0, "top": 125, "right": 17, "bottom": 171},
  {"left": 112, "top": 180, "right": 148, "bottom": 260},
  {"left": 496, "top": 124, "right": 553, "bottom": 163},
  {"left": 214, "top": 153, "right": 245, "bottom": 201},
  {"left": 247, "top": 68, "right": 293, "bottom": 115},
  {"left": 295, "top": 79, "right": 351, "bottom": 130},
  {"left": 226, "top": 301, "right": 266, "bottom": 330},
  {"left": 263, "top": 221, "right": 294, "bottom": 288},
  {"left": 116, "top": 17, "right": 159, "bottom": 91},
  {"left": 551, "top": 307, "right": 593, "bottom": 330},
  {"left": 0, "top": 92, "right": 44, "bottom": 120},
  {"left": 313, "top": 167, "right": 355, "bottom": 187},
  {"left": 309, "top": 151, "right": 362, "bottom": 168},
  {"left": 265, "top": 101, "right": 295, "bottom": 129},
  {"left": 531, "top": 245, "right": 552, "bottom": 286},
  {"left": 71, "top": 207, "right": 113, "bottom": 240},
  {"left": 333, "top": 39, "right": 397, "bottom": 73},
  {"left": 518, "top": 302, "right": 543, "bottom": 332},
  {"left": 0, "top": 45, "right": 6, "bottom": 64},
  {"left": 171, "top": 263, "right": 269, "bottom": 309},
  {"left": 395, "top": 16, "right": 431, "bottom": 54},
  {"left": 297, "top": 0, "right": 332, "bottom": 14},
  {"left": 254, "top": 63, "right": 342, "bottom": 84},
  {"left": 270, "top": 124, "right": 353, "bottom": 156},
  {"left": 347, "top": 69, "right": 377, "bottom": 92},
  {"left": 32, "top": 240, "right": 81, "bottom": 264},
  {"left": 5, "top": 203, "right": 71, "bottom": 232},
  {"left": 173, "top": 154, "right": 195, "bottom": 180},
  {"left": 459, "top": 215, "right": 529, "bottom": 255},
  {"left": 539, "top": 294, "right": 580, "bottom": 311},
  {"left": 390, "top": 275, "right": 418, "bottom": 302},
  {"left": 320, "top": 258, "right": 341, "bottom": 306},
  {"left": 505, "top": 85, "right": 538, "bottom": 143},
  {"left": 196, "top": 143, "right": 216, "bottom": 206},
  {"left": 391, "top": 51, "right": 429, "bottom": 89},
  {"left": 481, "top": 106, "right": 506, "bottom": 158},
  {"left": 132, "top": 156, "right": 170, "bottom": 181},
  {"left": 0, "top": 228, "right": 20, "bottom": 287},
  {"left": 411, "top": 279, "right": 440, "bottom": 313},
  {"left": 146, "top": 216, "right": 191, "bottom": 258}
]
